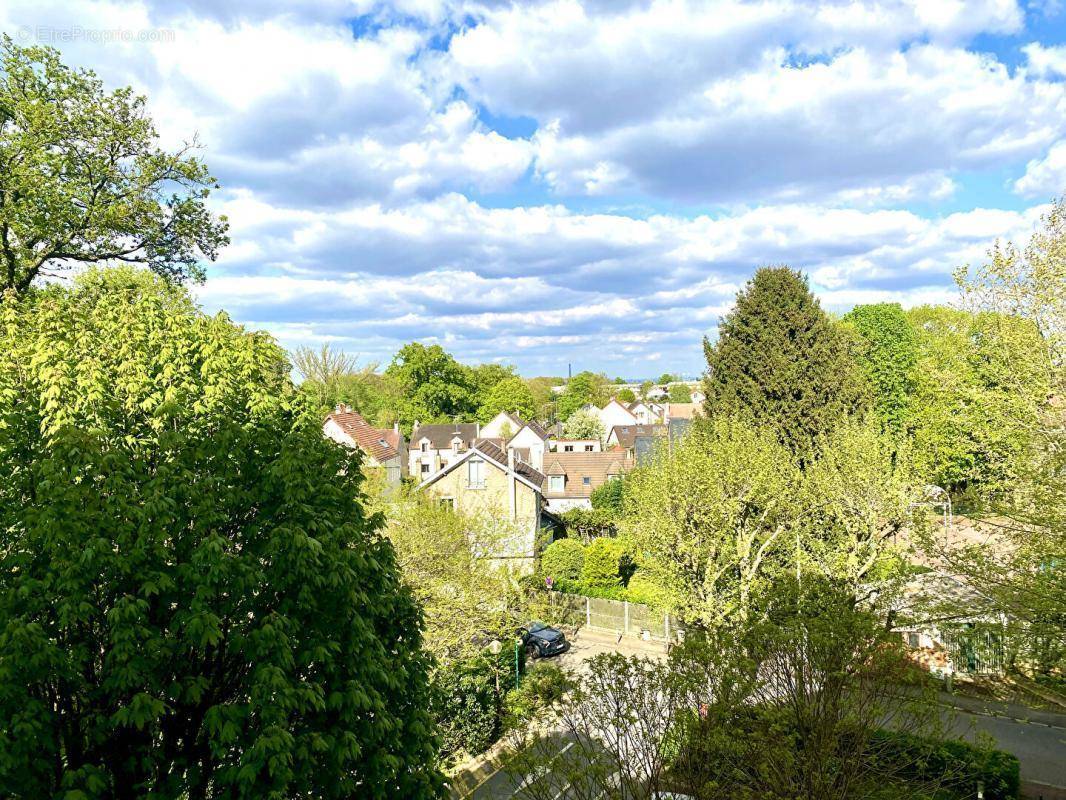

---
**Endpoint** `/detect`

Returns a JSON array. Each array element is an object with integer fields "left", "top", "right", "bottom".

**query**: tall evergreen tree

[{"left": 702, "top": 266, "right": 866, "bottom": 454}]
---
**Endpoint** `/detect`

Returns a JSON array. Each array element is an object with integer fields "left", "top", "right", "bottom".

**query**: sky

[{"left": 3, "top": 1, "right": 1065, "bottom": 378}]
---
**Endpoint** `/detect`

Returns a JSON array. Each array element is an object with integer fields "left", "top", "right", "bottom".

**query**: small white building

[{"left": 408, "top": 422, "right": 481, "bottom": 480}]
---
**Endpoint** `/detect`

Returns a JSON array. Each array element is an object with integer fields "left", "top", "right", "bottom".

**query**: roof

[
  {"left": 521, "top": 420, "right": 550, "bottom": 441},
  {"left": 608, "top": 424, "right": 667, "bottom": 449},
  {"left": 542, "top": 451, "right": 634, "bottom": 498},
  {"left": 326, "top": 409, "right": 399, "bottom": 462},
  {"left": 418, "top": 439, "right": 545, "bottom": 493},
  {"left": 666, "top": 403, "right": 700, "bottom": 420},
  {"left": 410, "top": 422, "right": 480, "bottom": 449}
]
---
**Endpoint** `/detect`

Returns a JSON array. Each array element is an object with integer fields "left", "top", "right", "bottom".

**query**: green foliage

[
  {"left": 562, "top": 408, "right": 606, "bottom": 441},
  {"left": 386, "top": 342, "right": 477, "bottom": 429},
  {"left": 503, "top": 663, "right": 573, "bottom": 729},
  {"left": 657, "top": 373, "right": 678, "bottom": 384},
  {"left": 580, "top": 537, "right": 635, "bottom": 591},
  {"left": 0, "top": 38, "right": 228, "bottom": 293},
  {"left": 868, "top": 731, "right": 1020, "bottom": 800},
  {"left": 557, "top": 371, "right": 608, "bottom": 420},
  {"left": 431, "top": 646, "right": 526, "bottom": 761},
  {"left": 479, "top": 375, "right": 536, "bottom": 422},
  {"left": 616, "top": 387, "right": 636, "bottom": 403},
  {"left": 639, "top": 379, "right": 654, "bottom": 399},
  {"left": 540, "top": 538, "right": 586, "bottom": 582},
  {"left": 843, "top": 303, "right": 919, "bottom": 435},
  {"left": 703, "top": 266, "right": 868, "bottom": 455},
  {"left": 590, "top": 475, "right": 626, "bottom": 515},
  {"left": 0, "top": 269, "right": 441, "bottom": 798},
  {"left": 557, "top": 507, "right": 617, "bottom": 540},
  {"left": 668, "top": 383, "right": 692, "bottom": 403},
  {"left": 907, "top": 305, "right": 1049, "bottom": 496},
  {"left": 623, "top": 573, "right": 674, "bottom": 608}
]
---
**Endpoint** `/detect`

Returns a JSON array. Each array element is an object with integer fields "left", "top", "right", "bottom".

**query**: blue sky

[{"left": 4, "top": 0, "right": 1065, "bottom": 378}]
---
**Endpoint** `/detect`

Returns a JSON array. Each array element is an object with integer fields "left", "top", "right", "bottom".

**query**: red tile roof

[{"left": 326, "top": 409, "right": 400, "bottom": 463}]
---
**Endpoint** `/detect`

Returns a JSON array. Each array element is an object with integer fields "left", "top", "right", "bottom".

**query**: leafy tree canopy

[
  {"left": 616, "top": 387, "right": 636, "bottom": 403},
  {"left": 479, "top": 376, "right": 536, "bottom": 422},
  {"left": 386, "top": 342, "right": 477, "bottom": 428},
  {"left": 668, "top": 384, "right": 692, "bottom": 403},
  {"left": 0, "top": 269, "right": 441, "bottom": 799},
  {"left": 842, "top": 303, "right": 919, "bottom": 435},
  {"left": 702, "top": 266, "right": 867, "bottom": 455},
  {"left": 562, "top": 408, "right": 606, "bottom": 442},
  {"left": 0, "top": 38, "right": 228, "bottom": 293},
  {"left": 557, "top": 371, "right": 608, "bottom": 420}
]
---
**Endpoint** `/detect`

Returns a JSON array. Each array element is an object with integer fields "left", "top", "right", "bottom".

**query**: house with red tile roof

[{"left": 324, "top": 405, "right": 407, "bottom": 489}]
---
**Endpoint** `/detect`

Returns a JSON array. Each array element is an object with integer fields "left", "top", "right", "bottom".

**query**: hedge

[
  {"left": 868, "top": 729, "right": 1020, "bottom": 800},
  {"left": 581, "top": 537, "right": 633, "bottom": 591},
  {"left": 541, "top": 538, "right": 586, "bottom": 583}
]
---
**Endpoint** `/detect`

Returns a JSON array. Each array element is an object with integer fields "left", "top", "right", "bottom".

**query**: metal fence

[
  {"left": 548, "top": 591, "right": 682, "bottom": 643},
  {"left": 942, "top": 624, "right": 1007, "bottom": 675}
]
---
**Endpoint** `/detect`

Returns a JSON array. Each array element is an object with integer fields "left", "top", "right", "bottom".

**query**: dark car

[{"left": 519, "top": 621, "right": 570, "bottom": 658}]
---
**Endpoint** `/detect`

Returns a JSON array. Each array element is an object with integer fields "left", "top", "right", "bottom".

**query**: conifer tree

[{"left": 702, "top": 266, "right": 866, "bottom": 454}]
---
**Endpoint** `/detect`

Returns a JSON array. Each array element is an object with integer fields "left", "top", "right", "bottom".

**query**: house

[
  {"left": 408, "top": 422, "right": 481, "bottom": 480},
  {"left": 691, "top": 388, "right": 706, "bottom": 404},
  {"left": 664, "top": 402, "right": 701, "bottom": 423},
  {"left": 507, "top": 420, "right": 550, "bottom": 471},
  {"left": 628, "top": 400, "right": 664, "bottom": 425},
  {"left": 416, "top": 439, "right": 547, "bottom": 568},
  {"left": 550, "top": 438, "right": 601, "bottom": 453},
  {"left": 541, "top": 451, "right": 634, "bottom": 512},
  {"left": 324, "top": 405, "right": 407, "bottom": 489},
  {"left": 480, "top": 410, "right": 525, "bottom": 440},
  {"left": 578, "top": 398, "right": 638, "bottom": 434},
  {"left": 606, "top": 423, "right": 667, "bottom": 456}
]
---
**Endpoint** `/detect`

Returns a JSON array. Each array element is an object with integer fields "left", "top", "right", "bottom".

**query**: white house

[
  {"left": 580, "top": 399, "right": 638, "bottom": 433},
  {"left": 506, "top": 420, "right": 550, "bottom": 471},
  {"left": 408, "top": 422, "right": 481, "bottom": 480},
  {"left": 480, "top": 410, "right": 525, "bottom": 440},
  {"left": 628, "top": 400, "right": 664, "bottom": 425},
  {"left": 550, "top": 438, "right": 601, "bottom": 453}
]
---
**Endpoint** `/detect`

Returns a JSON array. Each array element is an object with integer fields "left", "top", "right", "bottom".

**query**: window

[
  {"left": 584, "top": 445, "right": 594, "bottom": 452},
  {"left": 420, "top": 441, "right": 428, "bottom": 453},
  {"left": 564, "top": 445, "right": 574, "bottom": 452},
  {"left": 440, "top": 497, "right": 455, "bottom": 511},
  {"left": 467, "top": 458, "right": 485, "bottom": 488},
  {"left": 582, "top": 476, "right": 591, "bottom": 487},
  {"left": 549, "top": 475, "right": 564, "bottom": 492},
  {"left": 906, "top": 631, "right": 920, "bottom": 648},
  {"left": 420, "top": 463, "right": 430, "bottom": 475}
]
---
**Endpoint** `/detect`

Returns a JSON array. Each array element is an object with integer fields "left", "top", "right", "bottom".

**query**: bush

[
  {"left": 624, "top": 573, "right": 673, "bottom": 608},
  {"left": 581, "top": 537, "right": 635, "bottom": 591},
  {"left": 868, "top": 730, "right": 1020, "bottom": 800},
  {"left": 590, "top": 476, "right": 627, "bottom": 514},
  {"left": 432, "top": 646, "right": 528, "bottom": 761},
  {"left": 504, "top": 663, "right": 574, "bottom": 729},
  {"left": 541, "top": 538, "right": 586, "bottom": 582}
]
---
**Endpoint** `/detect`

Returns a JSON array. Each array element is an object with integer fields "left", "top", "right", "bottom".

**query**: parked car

[{"left": 519, "top": 621, "right": 570, "bottom": 658}]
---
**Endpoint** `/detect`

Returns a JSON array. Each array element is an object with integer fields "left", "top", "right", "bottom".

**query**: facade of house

[
  {"left": 606, "top": 423, "right": 667, "bottom": 454},
  {"left": 480, "top": 410, "right": 525, "bottom": 440},
  {"left": 323, "top": 406, "right": 407, "bottom": 489},
  {"left": 550, "top": 438, "right": 601, "bottom": 453},
  {"left": 628, "top": 401, "right": 664, "bottom": 425},
  {"left": 507, "top": 420, "right": 550, "bottom": 471},
  {"left": 416, "top": 440, "right": 546, "bottom": 569},
  {"left": 580, "top": 398, "right": 638, "bottom": 433},
  {"left": 541, "top": 451, "right": 634, "bottom": 512},
  {"left": 408, "top": 422, "right": 481, "bottom": 480},
  {"left": 664, "top": 402, "right": 701, "bottom": 423}
]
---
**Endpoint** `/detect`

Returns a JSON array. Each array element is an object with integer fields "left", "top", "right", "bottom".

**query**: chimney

[
  {"left": 476, "top": 422, "right": 481, "bottom": 437},
  {"left": 393, "top": 422, "right": 399, "bottom": 433}
]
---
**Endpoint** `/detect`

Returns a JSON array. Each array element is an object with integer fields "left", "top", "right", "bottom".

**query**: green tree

[
  {"left": 639, "top": 379, "right": 654, "bottom": 400},
  {"left": 0, "top": 38, "right": 228, "bottom": 293},
  {"left": 657, "top": 373, "right": 678, "bottom": 384},
  {"left": 562, "top": 408, "right": 606, "bottom": 442},
  {"left": 526, "top": 376, "right": 561, "bottom": 422},
  {"left": 703, "top": 267, "right": 867, "bottom": 455},
  {"left": 842, "top": 303, "right": 919, "bottom": 435},
  {"left": 479, "top": 376, "right": 536, "bottom": 422},
  {"left": 908, "top": 305, "right": 1048, "bottom": 496},
  {"left": 668, "top": 383, "right": 692, "bottom": 403},
  {"left": 616, "top": 387, "right": 636, "bottom": 403},
  {"left": 0, "top": 269, "right": 441, "bottom": 798},
  {"left": 386, "top": 342, "right": 476, "bottom": 429},
  {"left": 580, "top": 537, "right": 634, "bottom": 592},
  {"left": 623, "top": 417, "right": 798, "bottom": 624},
  {"left": 590, "top": 476, "right": 626, "bottom": 515},
  {"left": 540, "top": 539, "right": 586, "bottom": 583},
  {"left": 292, "top": 343, "right": 361, "bottom": 411},
  {"left": 557, "top": 371, "right": 607, "bottom": 420}
]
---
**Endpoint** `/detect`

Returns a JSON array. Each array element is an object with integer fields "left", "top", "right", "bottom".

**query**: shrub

[
  {"left": 504, "top": 663, "right": 574, "bottom": 729},
  {"left": 624, "top": 573, "right": 673, "bottom": 608},
  {"left": 542, "top": 538, "right": 586, "bottom": 582},
  {"left": 868, "top": 730, "right": 1020, "bottom": 800},
  {"left": 581, "top": 537, "right": 634, "bottom": 591},
  {"left": 590, "top": 476, "right": 627, "bottom": 514}
]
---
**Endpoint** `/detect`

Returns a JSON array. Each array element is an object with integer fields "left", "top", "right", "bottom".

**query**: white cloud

[
  {"left": 1014, "top": 140, "right": 1066, "bottom": 197},
  {"left": 1024, "top": 42, "right": 1066, "bottom": 78}
]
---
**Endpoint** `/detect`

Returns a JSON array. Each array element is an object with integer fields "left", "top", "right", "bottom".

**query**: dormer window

[
  {"left": 420, "top": 440, "right": 429, "bottom": 453},
  {"left": 548, "top": 475, "right": 564, "bottom": 493}
]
